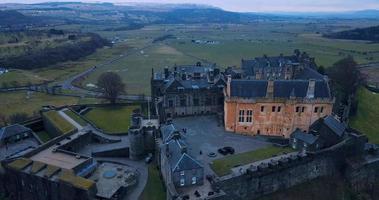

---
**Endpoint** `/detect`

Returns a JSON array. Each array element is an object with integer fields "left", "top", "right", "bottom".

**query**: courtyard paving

[{"left": 173, "top": 115, "right": 270, "bottom": 199}]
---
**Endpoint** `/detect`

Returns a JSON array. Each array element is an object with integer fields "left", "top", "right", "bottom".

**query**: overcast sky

[{"left": 1, "top": 0, "right": 379, "bottom": 12}]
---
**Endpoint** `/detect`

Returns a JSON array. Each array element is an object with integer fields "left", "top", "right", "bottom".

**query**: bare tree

[{"left": 97, "top": 72, "right": 125, "bottom": 104}]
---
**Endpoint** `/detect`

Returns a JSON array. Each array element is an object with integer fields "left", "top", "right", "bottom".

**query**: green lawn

[
  {"left": 35, "top": 130, "right": 53, "bottom": 143},
  {"left": 63, "top": 109, "right": 87, "bottom": 126},
  {"left": 0, "top": 91, "right": 105, "bottom": 126},
  {"left": 350, "top": 88, "right": 379, "bottom": 144},
  {"left": 84, "top": 105, "right": 139, "bottom": 134},
  {"left": 210, "top": 146, "right": 295, "bottom": 177},
  {"left": 139, "top": 164, "right": 166, "bottom": 200},
  {"left": 43, "top": 110, "right": 76, "bottom": 134}
]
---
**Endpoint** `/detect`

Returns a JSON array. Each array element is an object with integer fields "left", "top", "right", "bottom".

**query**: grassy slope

[
  {"left": 0, "top": 70, "right": 47, "bottom": 87},
  {"left": 0, "top": 91, "right": 78, "bottom": 123},
  {"left": 43, "top": 110, "right": 75, "bottom": 134},
  {"left": 210, "top": 146, "right": 294, "bottom": 177},
  {"left": 84, "top": 105, "right": 139, "bottom": 134},
  {"left": 350, "top": 88, "right": 379, "bottom": 144},
  {"left": 139, "top": 164, "right": 166, "bottom": 200}
]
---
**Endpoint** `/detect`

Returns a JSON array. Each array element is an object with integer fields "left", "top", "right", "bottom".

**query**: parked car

[
  {"left": 218, "top": 148, "right": 228, "bottom": 155},
  {"left": 224, "top": 146, "right": 235, "bottom": 154},
  {"left": 208, "top": 152, "right": 217, "bottom": 157}
]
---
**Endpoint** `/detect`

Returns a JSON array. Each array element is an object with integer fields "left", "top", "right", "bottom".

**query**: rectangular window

[
  {"left": 192, "top": 177, "right": 197, "bottom": 185},
  {"left": 180, "top": 171, "right": 185, "bottom": 176},
  {"left": 239, "top": 110, "right": 245, "bottom": 122},
  {"left": 180, "top": 97, "right": 186, "bottom": 107},
  {"left": 314, "top": 107, "right": 319, "bottom": 113},
  {"left": 296, "top": 106, "right": 300, "bottom": 113},
  {"left": 277, "top": 106, "right": 281, "bottom": 112},
  {"left": 320, "top": 107, "right": 324, "bottom": 113},
  {"left": 261, "top": 106, "right": 265, "bottom": 112},
  {"left": 301, "top": 107, "right": 305, "bottom": 113},
  {"left": 193, "top": 98, "right": 199, "bottom": 106},
  {"left": 246, "top": 110, "right": 253, "bottom": 123},
  {"left": 168, "top": 100, "right": 174, "bottom": 108},
  {"left": 272, "top": 106, "right": 276, "bottom": 112},
  {"left": 180, "top": 178, "right": 185, "bottom": 186}
]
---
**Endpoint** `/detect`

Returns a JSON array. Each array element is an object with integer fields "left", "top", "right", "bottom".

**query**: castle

[{"left": 152, "top": 51, "right": 334, "bottom": 138}]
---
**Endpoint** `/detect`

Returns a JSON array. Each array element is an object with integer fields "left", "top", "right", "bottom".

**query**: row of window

[
  {"left": 296, "top": 106, "right": 325, "bottom": 113},
  {"left": 167, "top": 97, "right": 223, "bottom": 107},
  {"left": 180, "top": 171, "right": 197, "bottom": 186},
  {"left": 238, "top": 105, "right": 326, "bottom": 123},
  {"left": 239, "top": 110, "right": 253, "bottom": 123}
]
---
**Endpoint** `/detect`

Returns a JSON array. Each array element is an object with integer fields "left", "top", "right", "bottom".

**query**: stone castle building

[
  {"left": 151, "top": 62, "right": 225, "bottom": 121},
  {"left": 224, "top": 52, "right": 334, "bottom": 138}
]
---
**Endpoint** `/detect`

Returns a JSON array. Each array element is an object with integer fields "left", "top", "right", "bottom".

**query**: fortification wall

[{"left": 211, "top": 135, "right": 372, "bottom": 200}]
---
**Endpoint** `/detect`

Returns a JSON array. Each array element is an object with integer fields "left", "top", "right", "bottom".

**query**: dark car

[
  {"left": 224, "top": 146, "right": 235, "bottom": 154},
  {"left": 218, "top": 148, "right": 228, "bottom": 155}
]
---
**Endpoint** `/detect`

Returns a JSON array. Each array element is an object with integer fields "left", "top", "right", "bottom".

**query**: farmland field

[
  {"left": 2, "top": 20, "right": 379, "bottom": 124},
  {"left": 76, "top": 22, "right": 379, "bottom": 95}
]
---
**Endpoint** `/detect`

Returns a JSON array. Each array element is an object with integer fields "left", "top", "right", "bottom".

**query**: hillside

[
  {"left": 324, "top": 26, "right": 379, "bottom": 42},
  {"left": 0, "top": 10, "right": 33, "bottom": 26}
]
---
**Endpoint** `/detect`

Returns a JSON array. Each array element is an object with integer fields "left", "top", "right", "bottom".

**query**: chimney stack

[
  {"left": 266, "top": 79, "right": 274, "bottom": 98},
  {"left": 164, "top": 67, "right": 169, "bottom": 79},
  {"left": 226, "top": 75, "right": 232, "bottom": 97},
  {"left": 307, "top": 79, "right": 316, "bottom": 99}
]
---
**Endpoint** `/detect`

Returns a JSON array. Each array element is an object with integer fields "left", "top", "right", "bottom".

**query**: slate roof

[
  {"left": 241, "top": 55, "right": 320, "bottom": 80},
  {"left": 230, "top": 80, "right": 331, "bottom": 99},
  {"left": 291, "top": 129, "right": 318, "bottom": 145},
  {"left": 165, "top": 139, "right": 202, "bottom": 172},
  {"left": 0, "top": 124, "right": 32, "bottom": 141},
  {"left": 323, "top": 115, "right": 346, "bottom": 137},
  {"left": 161, "top": 124, "right": 181, "bottom": 143}
]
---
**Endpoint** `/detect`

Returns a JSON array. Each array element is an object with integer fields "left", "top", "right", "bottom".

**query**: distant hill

[
  {"left": 324, "top": 26, "right": 379, "bottom": 42},
  {"left": 0, "top": 10, "right": 33, "bottom": 26}
]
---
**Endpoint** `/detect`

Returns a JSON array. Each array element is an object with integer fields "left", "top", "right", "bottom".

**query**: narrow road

[{"left": 58, "top": 43, "right": 155, "bottom": 101}]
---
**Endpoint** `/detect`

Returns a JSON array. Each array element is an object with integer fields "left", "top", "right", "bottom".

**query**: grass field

[
  {"left": 76, "top": 22, "right": 379, "bottom": 95},
  {"left": 350, "top": 88, "right": 379, "bottom": 144},
  {"left": 0, "top": 69, "right": 48, "bottom": 88},
  {"left": 0, "top": 91, "right": 103, "bottom": 126},
  {"left": 210, "top": 146, "right": 295, "bottom": 177},
  {"left": 84, "top": 105, "right": 139, "bottom": 134},
  {"left": 139, "top": 164, "right": 166, "bottom": 200},
  {"left": 63, "top": 109, "right": 87, "bottom": 126}
]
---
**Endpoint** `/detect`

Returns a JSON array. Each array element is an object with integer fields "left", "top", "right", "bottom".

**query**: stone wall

[
  {"left": 4, "top": 167, "right": 96, "bottom": 200},
  {"left": 210, "top": 134, "right": 373, "bottom": 200},
  {"left": 224, "top": 98, "right": 333, "bottom": 138}
]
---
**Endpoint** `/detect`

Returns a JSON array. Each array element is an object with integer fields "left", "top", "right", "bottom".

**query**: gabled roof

[
  {"left": 230, "top": 80, "right": 331, "bottom": 99},
  {"left": 291, "top": 129, "right": 318, "bottom": 145},
  {"left": 323, "top": 115, "right": 346, "bottom": 137},
  {"left": 173, "top": 153, "right": 203, "bottom": 172},
  {"left": 164, "top": 138, "right": 202, "bottom": 172},
  {"left": 0, "top": 124, "right": 31, "bottom": 141},
  {"left": 161, "top": 124, "right": 181, "bottom": 143}
]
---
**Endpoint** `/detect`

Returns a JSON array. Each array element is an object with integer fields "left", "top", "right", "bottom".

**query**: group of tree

[
  {"left": 324, "top": 26, "right": 379, "bottom": 42},
  {"left": 326, "top": 56, "right": 363, "bottom": 116},
  {"left": 0, "top": 33, "right": 110, "bottom": 70}
]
